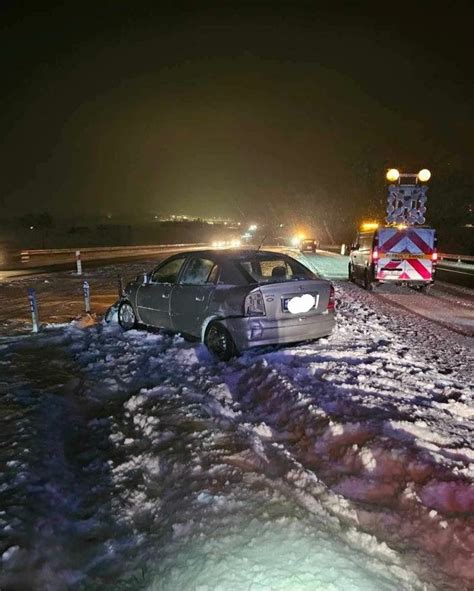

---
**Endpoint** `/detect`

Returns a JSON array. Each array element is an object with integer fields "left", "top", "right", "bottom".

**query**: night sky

[{"left": 1, "top": 1, "right": 473, "bottom": 225}]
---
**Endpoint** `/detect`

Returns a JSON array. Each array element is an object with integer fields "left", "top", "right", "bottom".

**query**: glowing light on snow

[
  {"left": 151, "top": 517, "right": 407, "bottom": 590},
  {"left": 287, "top": 294, "right": 315, "bottom": 314}
]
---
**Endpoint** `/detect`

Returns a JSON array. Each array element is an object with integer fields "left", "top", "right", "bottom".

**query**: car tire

[
  {"left": 348, "top": 263, "right": 355, "bottom": 282},
  {"left": 205, "top": 322, "right": 237, "bottom": 361},
  {"left": 364, "top": 268, "right": 374, "bottom": 291},
  {"left": 118, "top": 301, "right": 137, "bottom": 330}
]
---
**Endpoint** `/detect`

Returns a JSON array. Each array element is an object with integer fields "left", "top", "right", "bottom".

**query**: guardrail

[
  {"left": 438, "top": 253, "right": 474, "bottom": 264},
  {"left": 318, "top": 245, "right": 474, "bottom": 264},
  {"left": 20, "top": 242, "right": 207, "bottom": 264},
  {"left": 20, "top": 243, "right": 206, "bottom": 258},
  {"left": 17, "top": 243, "right": 474, "bottom": 265}
]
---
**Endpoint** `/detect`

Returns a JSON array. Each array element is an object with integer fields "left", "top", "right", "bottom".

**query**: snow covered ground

[{"left": 0, "top": 253, "right": 472, "bottom": 590}]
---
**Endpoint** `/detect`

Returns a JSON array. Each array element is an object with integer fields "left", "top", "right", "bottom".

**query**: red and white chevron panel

[{"left": 376, "top": 227, "right": 435, "bottom": 282}]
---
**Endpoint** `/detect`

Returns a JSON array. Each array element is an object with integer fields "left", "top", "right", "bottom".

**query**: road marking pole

[
  {"left": 83, "top": 281, "right": 91, "bottom": 313},
  {"left": 117, "top": 274, "right": 124, "bottom": 298},
  {"left": 76, "top": 250, "right": 82, "bottom": 275},
  {"left": 28, "top": 288, "right": 39, "bottom": 333},
  {"left": 340, "top": 244, "right": 346, "bottom": 255}
]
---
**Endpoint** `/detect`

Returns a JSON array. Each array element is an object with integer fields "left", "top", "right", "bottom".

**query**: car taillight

[
  {"left": 327, "top": 284, "right": 335, "bottom": 311},
  {"left": 432, "top": 251, "right": 438, "bottom": 262},
  {"left": 245, "top": 290, "right": 266, "bottom": 316}
]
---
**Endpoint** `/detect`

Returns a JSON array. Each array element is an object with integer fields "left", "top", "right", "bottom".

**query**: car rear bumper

[
  {"left": 221, "top": 312, "right": 336, "bottom": 350},
  {"left": 375, "top": 278, "right": 434, "bottom": 285}
]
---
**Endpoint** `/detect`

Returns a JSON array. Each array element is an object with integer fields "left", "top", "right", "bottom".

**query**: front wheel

[
  {"left": 205, "top": 322, "right": 237, "bottom": 361},
  {"left": 118, "top": 301, "right": 137, "bottom": 330}
]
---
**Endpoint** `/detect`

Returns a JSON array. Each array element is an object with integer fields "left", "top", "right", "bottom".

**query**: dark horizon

[{"left": 1, "top": 2, "right": 473, "bottom": 230}]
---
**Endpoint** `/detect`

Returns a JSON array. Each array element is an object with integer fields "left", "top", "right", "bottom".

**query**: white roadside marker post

[
  {"left": 118, "top": 274, "right": 124, "bottom": 298},
  {"left": 83, "top": 281, "right": 91, "bottom": 314},
  {"left": 340, "top": 244, "right": 346, "bottom": 255},
  {"left": 28, "top": 288, "right": 39, "bottom": 333},
  {"left": 76, "top": 250, "right": 82, "bottom": 275}
]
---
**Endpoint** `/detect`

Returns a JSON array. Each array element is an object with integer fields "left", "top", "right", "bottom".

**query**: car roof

[
  {"left": 180, "top": 248, "right": 289, "bottom": 261},
  {"left": 167, "top": 248, "right": 304, "bottom": 284}
]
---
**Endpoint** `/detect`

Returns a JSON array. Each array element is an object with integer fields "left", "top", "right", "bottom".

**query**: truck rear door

[{"left": 376, "top": 227, "right": 435, "bottom": 283}]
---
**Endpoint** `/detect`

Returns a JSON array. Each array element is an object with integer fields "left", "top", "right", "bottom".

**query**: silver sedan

[{"left": 118, "top": 249, "right": 336, "bottom": 360}]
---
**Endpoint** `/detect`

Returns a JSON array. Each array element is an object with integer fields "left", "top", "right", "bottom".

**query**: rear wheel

[
  {"left": 364, "top": 268, "right": 374, "bottom": 291},
  {"left": 118, "top": 301, "right": 137, "bottom": 330},
  {"left": 348, "top": 263, "right": 355, "bottom": 282},
  {"left": 205, "top": 322, "right": 237, "bottom": 361}
]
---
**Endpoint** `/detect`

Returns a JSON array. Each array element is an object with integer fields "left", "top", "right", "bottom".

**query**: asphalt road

[{"left": 435, "top": 262, "right": 474, "bottom": 288}]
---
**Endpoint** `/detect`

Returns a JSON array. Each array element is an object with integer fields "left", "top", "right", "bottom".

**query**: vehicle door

[
  {"left": 136, "top": 256, "right": 187, "bottom": 328},
  {"left": 351, "top": 233, "right": 369, "bottom": 274},
  {"left": 402, "top": 228, "right": 435, "bottom": 282},
  {"left": 170, "top": 257, "right": 220, "bottom": 336}
]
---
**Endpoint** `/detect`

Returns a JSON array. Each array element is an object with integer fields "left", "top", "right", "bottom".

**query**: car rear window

[{"left": 235, "top": 256, "right": 316, "bottom": 283}]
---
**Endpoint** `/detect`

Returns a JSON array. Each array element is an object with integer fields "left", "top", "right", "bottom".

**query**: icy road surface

[{"left": 0, "top": 252, "right": 473, "bottom": 590}]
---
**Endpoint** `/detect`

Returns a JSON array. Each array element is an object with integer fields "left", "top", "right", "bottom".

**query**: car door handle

[{"left": 195, "top": 296, "right": 205, "bottom": 302}]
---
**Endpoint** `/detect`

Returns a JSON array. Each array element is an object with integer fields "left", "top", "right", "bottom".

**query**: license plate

[{"left": 282, "top": 293, "right": 319, "bottom": 312}]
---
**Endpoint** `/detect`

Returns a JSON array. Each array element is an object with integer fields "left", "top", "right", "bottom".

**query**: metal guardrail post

[
  {"left": 117, "top": 274, "right": 124, "bottom": 298},
  {"left": 76, "top": 250, "right": 82, "bottom": 275},
  {"left": 28, "top": 288, "right": 39, "bottom": 332},
  {"left": 83, "top": 281, "right": 91, "bottom": 313}
]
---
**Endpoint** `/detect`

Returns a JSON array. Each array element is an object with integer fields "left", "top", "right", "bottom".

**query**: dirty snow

[{"left": 0, "top": 253, "right": 473, "bottom": 590}]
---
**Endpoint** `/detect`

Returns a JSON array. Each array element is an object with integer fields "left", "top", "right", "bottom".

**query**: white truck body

[{"left": 349, "top": 226, "right": 437, "bottom": 289}]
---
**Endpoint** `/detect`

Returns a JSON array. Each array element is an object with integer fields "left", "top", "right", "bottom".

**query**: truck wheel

[
  {"left": 364, "top": 269, "right": 374, "bottom": 291},
  {"left": 118, "top": 301, "right": 137, "bottom": 330},
  {"left": 205, "top": 322, "right": 237, "bottom": 361},
  {"left": 419, "top": 284, "right": 431, "bottom": 294},
  {"left": 348, "top": 263, "right": 355, "bottom": 282}
]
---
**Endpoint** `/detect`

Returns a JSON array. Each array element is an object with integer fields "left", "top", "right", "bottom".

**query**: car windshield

[{"left": 235, "top": 255, "right": 317, "bottom": 283}]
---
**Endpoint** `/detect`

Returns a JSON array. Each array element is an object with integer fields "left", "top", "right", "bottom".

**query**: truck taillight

[
  {"left": 372, "top": 248, "right": 379, "bottom": 261},
  {"left": 432, "top": 251, "right": 438, "bottom": 262},
  {"left": 245, "top": 290, "right": 266, "bottom": 316},
  {"left": 327, "top": 284, "right": 335, "bottom": 311}
]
